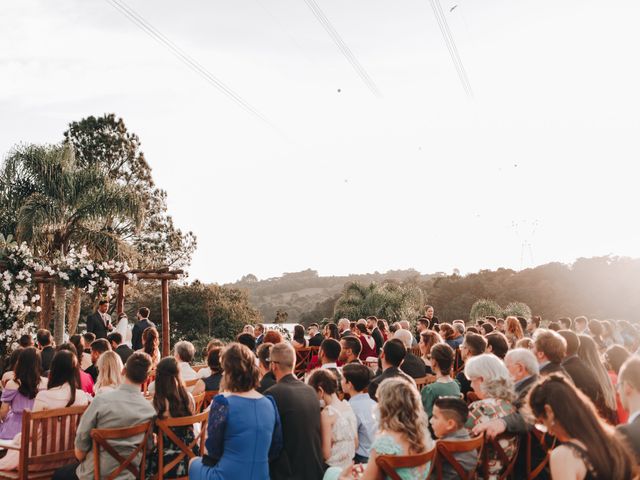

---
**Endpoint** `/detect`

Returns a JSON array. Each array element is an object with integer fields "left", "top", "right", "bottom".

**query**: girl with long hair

[
  {"left": 292, "top": 324, "right": 308, "bottom": 348},
  {"left": 578, "top": 334, "right": 618, "bottom": 423},
  {"left": 419, "top": 330, "right": 444, "bottom": 372},
  {"left": 94, "top": 351, "right": 123, "bottom": 395},
  {"left": 1, "top": 348, "right": 23, "bottom": 387},
  {"left": 529, "top": 374, "right": 635, "bottom": 479},
  {"left": 139, "top": 327, "right": 160, "bottom": 367},
  {"left": 504, "top": 316, "right": 524, "bottom": 349},
  {"left": 324, "top": 323, "right": 340, "bottom": 341},
  {"left": 56, "top": 342, "right": 94, "bottom": 395}
]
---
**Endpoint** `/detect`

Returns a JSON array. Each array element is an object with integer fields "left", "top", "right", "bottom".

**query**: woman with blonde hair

[
  {"left": 94, "top": 351, "right": 123, "bottom": 395},
  {"left": 326, "top": 377, "right": 434, "bottom": 480},
  {"left": 504, "top": 316, "right": 524, "bottom": 349}
]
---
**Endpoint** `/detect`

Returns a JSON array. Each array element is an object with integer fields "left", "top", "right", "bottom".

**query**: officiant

[{"left": 86, "top": 300, "right": 114, "bottom": 339}]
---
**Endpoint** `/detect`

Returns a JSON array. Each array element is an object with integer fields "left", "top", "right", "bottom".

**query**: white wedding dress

[{"left": 115, "top": 317, "right": 133, "bottom": 346}]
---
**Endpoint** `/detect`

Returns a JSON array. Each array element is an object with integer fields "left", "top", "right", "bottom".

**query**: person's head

[
  {"left": 97, "top": 300, "right": 109, "bottom": 314},
  {"left": 174, "top": 340, "right": 195, "bottom": 363},
  {"left": 464, "top": 353, "right": 514, "bottom": 402},
  {"left": 236, "top": 333, "right": 256, "bottom": 352},
  {"left": 319, "top": 338, "right": 341, "bottom": 364},
  {"left": 95, "top": 351, "right": 123, "bottom": 391},
  {"left": 204, "top": 339, "right": 224, "bottom": 359},
  {"left": 430, "top": 343, "right": 454, "bottom": 376},
  {"left": 107, "top": 332, "right": 123, "bottom": 350},
  {"left": 339, "top": 336, "right": 362, "bottom": 363},
  {"left": 381, "top": 339, "right": 406, "bottom": 369},
  {"left": 354, "top": 323, "right": 367, "bottom": 336},
  {"left": 15, "top": 347, "right": 41, "bottom": 399},
  {"left": 152, "top": 356, "right": 192, "bottom": 418},
  {"left": 425, "top": 305, "right": 434, "bottom": 319},
  {"left": 337, "top": 318, "right": 350, "bottom": 333},
  {"left": 293, "top": 324, "right": 305, "bottom": 342},
  {"left": 604, "top": 345, "right": 630, "bottom": 375},
  {"left": 341, "top": 363, "right": 372, "bottom": 395},
  {"left": 527, "top": 316, "right": 541, "bottom": 333},
  {"left": 480, "top": 323, "right": 494, "bottom": 335},
  {"left": 431, "top": 397, "right": 468, "bottom": 439},
  {"left": 547, "top": 322, "right": 560, "bottom": 331},
  {"left": 618, "top": 356, "right": 640, "bottom": 413},
  {"left": 398, "top": 320, "right": 410, "bottom": 331},
  {"left": 573, "top": 316, "right": 588, "bottom": 333},
  {"left": 558, "top": 317, "right": 572, "bottom": 330},
  {"left": 48, "top": 350, "right": 79, "bottom": 406},
  {"left": 496, "top": 318, "right": 505, "bottom": 332},
  {"left": 242, "top": 324, "right": 255, "bottom": 336},
  {"left": 137, "top": 307, "right": 150, "bottom": 319},
  {"left": 515, "top": 337, "right": 534, "bottom": 349},
  {"left": 207, "top": 346, "right": 223, "bottom": 373},
  {"left": 461, "top": 332, "right": 487, "bottom": 361},
  {"left": 308, "top": 368, "right": 338, "bottom": 402},
  {"left": 69, "top": 334, "right": 85, "bottom": 357},
  {"left": 221, "top": 343, "right": 259, "bottom": 393},
  {"left": 557, "top": 330, "right": 579, "bottom": 357},
  {"left": 82, "top": 332, "right": 96, "bottom": 349},
  {"left": 124, "top": 352, "right": 152, "bottom": 385},
  {"left": 256, "top": 343, "right": 272, "bottom": 372},
  {"left": 393, "top": 328, "right": 413, "bottom": 349},
  {"left": 504, "top": 348, "right": 539, "bottom": 383},
  {"left": 18, "top": 334, "right": 33, "bottom": 348},
  {"left": 389, "top": 322, "right": 400, "bottom": 334},
  {"left": 516, "top": 316, "right": 528, "bottom": 333},
  {"left": 6, "top": 347, "right": 22, "bottom": 372},
  {"left": 485, "top": 316, "right": 497, "bottom": 325},
  {"left": 56, "top": 342, "right": 80, "bottom": 363},
  {"left": 366, "top": 316, "right": 378, "bottom": 330},
  {"left": 377, "top": 378, "right": 431, "bottom": 454},
  {"left": 505, "top": 316, "right": 524, "bottom": 339},
  {"left": 377, "top": 319, "right": 388, "bottom": 332},
  {"left": 269, "top": 342, "right": 295, "bottom": 380},
  {"left": 600, "top": 320, "right": 614, "bottom": 339},
  {"left": 529, "top": 375, "right": 634, "bottom": 479},
  {"left": 90, "top": 338, "right": 111, "bottom": 364},
  {"left": 36, "top": 329, "right": 52, "bottom": 348},
  {"left": 453, "top": 322, "right": 465, "bottom": 337},
  {"left": 263, "top": 330, "right": 283, "bottom": 344},
  {"left": 439, "top": 323, "right": 455, "bottom": 340},
  {"left": 142, "top": 327, "right": 159, "bottom": 356},
  {"left": 588, "top": 319, "right": 603, "bottom": 338},
  {"left": 419, "top": 330, "right": 443, "bottom": 358},
  {"left": 485, "top": 332, "right": 509, "bottom": 359},
  {"left": 417, "top": 317, "right": 430, "bottom": 332},
  {"left": 578, "top": 334, "right": 617, "bottom": 411},
  {"left": 308, "top": 323, "right": 319, "bottom": 337},
  {"left": 254, "top": 324, "right": 264, "bottom": 337},
  {"left": 533, "top": 328, "right": 566, "bottom": 364}
]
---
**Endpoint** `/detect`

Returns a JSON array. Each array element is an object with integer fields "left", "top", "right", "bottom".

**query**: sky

[{"left": 2, "top": 0, "right": 640, "bottom": 284}]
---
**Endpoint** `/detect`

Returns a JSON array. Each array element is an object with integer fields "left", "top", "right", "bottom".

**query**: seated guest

[
  {"left": 319, "top": 338, "right": 341, "bottom": 370},
  {"left": 70, "top": 334, "right": 92, "bottom": 370},
  {"left": 394, "top": 329, "right": 427, "bottom": 379},
  {"left": 197, "top": 339, "right": 225, "bottom": 379},
  {"left": 94, "top": 351, "right": 123, "bottom": 395},
  {"left": 577, "top": 334, "right": 618, "bottom": 423},
  {"left": 195, "top": 347, "right": 224, "bottom": 394},
  {"left": 57, "top": 343, "right": 94, "bottom": 395},
  {"left": 17, "top": 334, "right": 33, "bottom": 348},
  {"left": 457, "top": 333, "right": 487, "bottom": 399},
  {"left": 308, "top": 324, "right": 324, "bottom": 347},
  {"left": 255, "top": 324, "right": 265, "bottom": 346},
  {"left": 504, "top": 316, "right": 524, "bottom": 349},
  {"left": 341, "top": 364, "right": 377, "bottom": 464},
  {"left": 292, "top": 325, "right": 308, "bottom": 348},
  {"left": 257, "top": 343, "right": 276, "bottom": 393},
  {"left": 308, "top": 369, "right": 357, "bottom": 470},
  {"left": 532, "top": 328, "right": 568, "bottom": 376},
  {"left": 190, "top": 343, "right": 283, "bottom": 480},
  {"left": 440, "top": 323, "right": 463, "bottom": 350},
  {"left": 265, "top": 343, "right": 324, "bottom": 480},
  {"left": 355, "top": 324, "right": 377, "bottom": 361},
  {"left": 264, "top": 330, "right": 284, "bottom": 344},
  {"left": 419, "top": 330, "right": 444, "bottom": 374},
  {"left": 368, "top": 339, "right": 414, "bottom": 401},
  {"left": 367, "top": 316, "right": 385, "bottom": 354},
  {"left": 557, "top": 330, "right": 603, "bottom": 410},
  {"left": 82, "top": 332, "right": 96, "bottom": 354},
  {"left": 480, "top": 322, "right": 495, "bottom": 335},
  {"left": 485, "top": 332, "right": 509, "bottom": 359},
  {"left": 617, "top": 356, "right": 640, "bottom": 460},
  {"left": 138, "top": 326, "right": 160, "bottom": 368},
  {"left": 325, "top": 377, "right": 434, "bottom": 480},
  {"left": 464, "top": 354, "right": 517, "bottom": 478},
  {"left": 430, "top": 397, "right": 477, "bottom": 479},
  {"left": 1, "top": 348, "right": 22, "bottom": 387},
  {"left": 237, "top": 332, "right": 257, "bottom": 352},
  {"left": 339, "top": 335, "right": 363, "bottom": 365},
  {"left": 37, "top": 328, "right": 55, "bottom": 374},
  {"left": 515, "top": 337, "right": 534, "bottom": 349},
  {"left": 530, "top": 375, "right": 634, "bottom": 479},
  {"left": 84, "top": 338, "right": 111, "bottom": 383},
  {"left": 175, "top": 340, "right": 198, "bottom": 380},
  {"left": 107, "top": 331, "right": 134, "bottom": 365},
  {"left": 421, "top": 343, "right": 460, "bottom": 418},
  {"left": 605, "top": 344, "right": 631, "bottom": 424},
  {"left": 52, "top": 352, "right": 156, "bottom": 480},
  {"left": 147, "top": 357, "right": 196, "bottom": 478},
  {"left": 0, "top": 347, "right": 47, "bottom": 439}
]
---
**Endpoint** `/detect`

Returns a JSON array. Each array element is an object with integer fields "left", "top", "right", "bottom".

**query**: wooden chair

[
  {"left": 376, "top": 447, "right": 436, "bottom": 480},
  {"left": 192, "top": 392, "right": 206, "bottom": 413},
  {"left": 90, "top": 420, "right": 153, "bottom": 480},
  {"left": 482, "top": 433, "right": 520, "bottom": 480},
  {"left": 0, "top": 405, "right": 88, "bottom": 480},
  {"left": 202, "top": 390, "right": 219, "bottom": 411},
  {"left": 154, "top": 410, "right": 209, "bottom": 480},
  {"left": 294, "top": 347, "right": 317, "bottom": 378},
  {"left": 184, "top": 378, "right": 200, "bottom": 390},
  {"left": 453, "top": 347, "right": 465, "bottom": 375},
  {"left": 525, "top": 428, "right": 556, "bottom": 479},
  {"left": 434, "top": 435, "right": 484, "bottom": 480},
  {"left": 410, "top": 345, "right": 422, "bottom": 357},
  {"left": 192, "top": 364, "right": 207, "bottom": 373},
  {"left": 414, "top": 375, "right": 435, "bottom": 391}
]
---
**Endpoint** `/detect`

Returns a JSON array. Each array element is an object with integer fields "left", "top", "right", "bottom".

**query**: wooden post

[
  {"left": 37, "top": 282, "right": 46, "bottom": 329},
  {"left": 161, "top": 279, "right": 170, "bottom": 357},
  {"left": 116, "top": 278, "right": 126, "bottom": 315}
]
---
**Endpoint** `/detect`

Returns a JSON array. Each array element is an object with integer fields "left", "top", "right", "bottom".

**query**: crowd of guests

[{"left": 0, "top": 306, "right": 639, "bottom": 479}]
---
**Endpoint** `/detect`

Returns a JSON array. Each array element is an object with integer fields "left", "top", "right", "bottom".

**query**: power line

[
  {"left": 303, "top": 0, "right": 382, "bottom": 97},
  {"left": 105, "top": 0, "right": 276, "bottom": 128},
  {"left": 428, "top": 0, "right": 473, "bottom": 98}
]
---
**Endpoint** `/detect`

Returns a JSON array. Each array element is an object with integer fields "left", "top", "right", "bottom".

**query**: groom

[{"left": 86, "top": 300, "right": 114, "bottom": 339}]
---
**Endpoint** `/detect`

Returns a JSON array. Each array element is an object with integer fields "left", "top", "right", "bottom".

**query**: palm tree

[{"left": 1, "top": 143, "right": 144, "bottom": 344}]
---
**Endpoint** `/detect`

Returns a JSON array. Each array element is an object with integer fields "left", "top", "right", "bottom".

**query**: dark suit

[
  {"left": 562, "top": 355, "right": 602, "bottom": 405},
  {"left": 86, "top": 312, "right": 111, "bottom": 339},
  {"left": 371, "top": 327, "right": 384, "bottom": 354},
  {"left": 368, "top": 366, "right": 415, "bottom": 401},
  {"left": 85, "top": 364, "right": 98, "bottom": 383},
  {"left": 265, "top": 374, "right": 324, "bottom": 480},
  {"left": 256, "top": 334, "right": 264, "bottom": 346},
  {"left": 131, "top": 318, "right": 155, "bottom": 351},
  {"left": 504, "top": 374, "right": 540, "bottom": 433},
  {"left": 618, "top": 415, "right": 640, "bottom": 461},
  {"left": 308, "top": 333, "right": 323, "bottom": 348},
  {"left": 400, "top": 352, "right": 427, "bottom": 379},
  {"left": 115, "top": 344, "right": 134, "bottom": 365},
  {"left": 40, "top": 346, "right": 55, "bottom": 373},
  {"left": 340, "top": 329, "right": 352, "bottom": 339},
  {"left": 539, "top": 361, "right": 567, "bottom": 377}
]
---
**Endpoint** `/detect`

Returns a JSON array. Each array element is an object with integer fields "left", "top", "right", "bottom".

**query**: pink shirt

[{"left": 79, "top": 370, "right": 94, "bottom": 395}]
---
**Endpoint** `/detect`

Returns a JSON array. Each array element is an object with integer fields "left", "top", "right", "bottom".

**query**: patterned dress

[{"left": 324, "top": 402, "right": 358, "bottom": 468}]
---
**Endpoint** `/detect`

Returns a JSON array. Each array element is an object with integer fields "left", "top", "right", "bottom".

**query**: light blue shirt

[{"left": 349, "top": 393, "right": 378, "bottom": 458}]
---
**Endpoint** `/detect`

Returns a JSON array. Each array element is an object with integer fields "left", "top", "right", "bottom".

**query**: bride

[{"left": 115, "top": 313, "right": 133, "bottom": 346}]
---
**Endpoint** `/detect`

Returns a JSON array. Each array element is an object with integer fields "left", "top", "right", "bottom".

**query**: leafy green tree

[
  {"left": 502, "top": 301, "right": 532, "bottom": 320},
  {"left": 0, "top": 143, "right": 144, "bottom": 344},
  {"left": 470, "top": 299, "right": 503, "bottom": 321}
]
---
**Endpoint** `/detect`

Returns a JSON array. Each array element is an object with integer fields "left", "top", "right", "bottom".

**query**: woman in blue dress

[{"left": 189, "top": 342, "right": 282, "bottom": 480}]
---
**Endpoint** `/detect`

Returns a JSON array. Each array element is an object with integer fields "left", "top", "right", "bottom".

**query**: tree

[
  {"left": 64, "top": 114, "right": 197, "bottom": 271},
  {"left": 502, "top": 301, "right": 532, "bottom": 320},
  {"left": 470, "top": 299, "right": 502, "bottom": 322},
  {"left": 0, "top": 143, "right": 144, "bottom": 344}
]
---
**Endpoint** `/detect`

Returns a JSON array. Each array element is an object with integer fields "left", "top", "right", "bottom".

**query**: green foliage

[
  {"left": 470, "top": 299, "right": 502, "bottom": 321},
  {"left": 503, "top": 301, "right": 531, "bottom": 319}
]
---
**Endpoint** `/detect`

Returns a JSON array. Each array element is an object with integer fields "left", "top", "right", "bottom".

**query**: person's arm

[
  {"left": 357, "top": 447, "right": 383, "bottom": 480},
  {"left": 74, "top": 397, "right": 100, "bottom": 461},
  {"left": 203, "top": 395, "right": 228, "bottom": 466},
  {"left": 0, "top": 402, "right": 10, "bottom": 421},
  {"left": 320, "top": 408, "right": 334, "bottom": 461}
]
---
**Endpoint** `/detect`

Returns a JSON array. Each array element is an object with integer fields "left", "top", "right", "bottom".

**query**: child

[
  {"left": 421, "top": 343, "right": 461, "bottom": 417},
  {"left": 341, "top": 363, "right": 378, "bottom": 464},
  {"left": 430, "top": 397, "right": 478, "bottom": 480}
]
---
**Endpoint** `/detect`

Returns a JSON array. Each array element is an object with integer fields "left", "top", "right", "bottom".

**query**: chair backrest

[
  {"left": 192, "top": 364, "right": 207, "bottom": 372},
  {"left": 414, "top": 375, "right": 433, "bottom": 392},
  {"left": 202, "top": 390, "right": 218, "bottom": 411},
  {"left": 453, "top": 347, "right": 464, "bottom": 374},
  {"left": 376, "top": 447, "right": 436, "bottom": 480},
  {"left": 184, "top": 378, "right": 199, "bottom": 389},
  {"left": 91, "top": 420, "right": 153, "bottom": 480},
  {"left": 410, "top": 345, "right": 422, "bottom": 357},
  {"left": 435, "top": 435, "right": 484, "bottom": 480},
  {"left": 526, "top": 428, "right": 557, "bottom": 479},
  {"left": 155, "top": 410, "right": 209, "bottom": 480},
  {"left": 482, "top": 433, "right": 520, "bottom": 480},
  {"left": 17, "top": 405, "right": 88, "bottom": 479},
  {"left": 294, "top": 347, "right": 317, "bottom": 377},
  {"left": 192, "top": 392, "right": 206, "bottom": 413}
]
